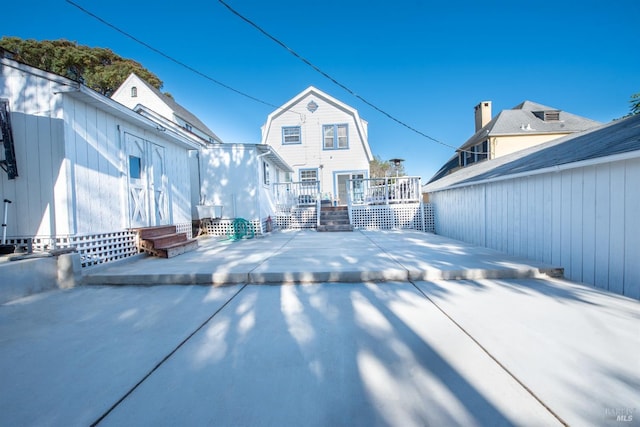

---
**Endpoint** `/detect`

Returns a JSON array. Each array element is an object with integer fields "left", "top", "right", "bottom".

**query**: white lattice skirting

[
  {"left": 8, "top": 222, "right": 193, "bottom": 268},
  {"left": 199, "top": 219, "right": 264, "bottom": 236},
  {"left": 275, "top": 207, "right": 317, "bottom": 229},
  {"left": 350, "top": 203, "right": 435, "bottom": 232}
]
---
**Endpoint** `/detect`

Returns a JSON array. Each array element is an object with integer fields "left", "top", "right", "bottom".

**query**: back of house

[{"left": 261, "top": 86, "right": 373, "bottom": 206}]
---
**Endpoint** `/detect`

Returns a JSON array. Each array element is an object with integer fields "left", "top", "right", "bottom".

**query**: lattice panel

[
  {"left": 66, "top": 232, "right": 138, "bottom": 267},
  {"left": 200, "top": 219, "right": 264, "bottom": 236},
  {"left": 350, "top": 203, "right": 435, "bottom": 232},
  {"left": 275, "top": 207, "right": 317, "bottom": 229},
  {"left": 175, "top": 222, "right": 193, "bottom": 239},
  {"left": 423, "top": 203, "right": 435, "bottom": 232}
]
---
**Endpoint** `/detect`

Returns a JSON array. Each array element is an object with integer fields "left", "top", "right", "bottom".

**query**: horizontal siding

[{"left": 431, "top": 157, "right": 640, "bottom": 300}]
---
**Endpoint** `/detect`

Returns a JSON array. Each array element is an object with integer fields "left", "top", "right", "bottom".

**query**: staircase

[
  {"left": 317, "top": 206, "right": 353, "bottom": 232},
  {"left": 135, "top": 225, "right": 198, "bottom": 258}
]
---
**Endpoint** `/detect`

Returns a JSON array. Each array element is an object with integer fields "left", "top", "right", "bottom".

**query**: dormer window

[
  {"left": 131, "top": 86, "right": 137, "bottom": 97},
  {"left": 533, "top": 110, "right": 560, "bottom": 121}
]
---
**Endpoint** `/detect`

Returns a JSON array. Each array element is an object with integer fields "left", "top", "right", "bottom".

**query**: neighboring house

[
  {"left": 428, "top": 100, "right": 601, "bottom": 182},
  {"left": 195, "top": 143, "right": 293, "bottom": 233},
  {"left": 261, "top": 86, "right": 373, "bottom": 205},
  {"left": 423, "top": 114, "right": 640, "bottom": 300},
  {"left": 111, "top": 73, "right": 223, "bottom": 145},
  {"left": 0, "top": 56, "right": 199, "bottom": 263}
]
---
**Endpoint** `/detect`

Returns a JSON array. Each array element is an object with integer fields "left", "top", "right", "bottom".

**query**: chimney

[{"left": 474, "top": 101, "right": 492, "bottom": 132}]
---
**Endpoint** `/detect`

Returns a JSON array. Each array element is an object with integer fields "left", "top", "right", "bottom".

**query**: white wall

[
  {"left": 430, "top": 157, "right": 640, "bottom": 300},
  {"left": 199, "top": 145, "right": 288, "bottom": 221}
]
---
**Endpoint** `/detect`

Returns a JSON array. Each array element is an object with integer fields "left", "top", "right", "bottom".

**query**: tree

[
  {"left": 629, "top": 92, "right": 640, "bottom": 116},
  {"left": 0, "top": 37, "right": 162, "bottom": 96},
  {"left": 369, "top": 155, "right": 405, "bottom": 178}
]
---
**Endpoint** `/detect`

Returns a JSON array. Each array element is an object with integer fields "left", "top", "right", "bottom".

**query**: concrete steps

[
  {"left": 318, "top": 206, "right": 353, "bottom": 232},
  {"left": 135, "top": 225, "right": 198, "bottom": 258}
]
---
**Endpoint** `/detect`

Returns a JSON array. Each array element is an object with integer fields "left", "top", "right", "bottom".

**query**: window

[
  {"left": 131, "top": 86, "right": 137, "bottom": 97},
  {"left": 184, "top": 122, "right": 192, "bottom": 132},
  {"left": 282, "top": 126, "right": 301, "bottom": 144},
  {"left": 322, "top": 124, "right": 348, "bottom": 149},
  {"left": 263, "top": 161, "right": 270, "bottom": 185},
  {"left": 129, "top": 155, "right": 142, "bottom": 179},
  {"left": 300, "top": 169, "right": 318, "bottom": 186}
]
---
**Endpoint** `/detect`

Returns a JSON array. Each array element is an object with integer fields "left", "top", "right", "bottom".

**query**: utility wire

[
  {"left": 65, "top": 0, "right": 279, "bottom": 109},
  {"left": 217, "top": 0, "right": 474, "bottom": 154}
]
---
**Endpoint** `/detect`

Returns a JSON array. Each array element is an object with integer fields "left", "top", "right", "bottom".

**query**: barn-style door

[{"left": 124, "top": 133, "right": 170, "bottom": 228}]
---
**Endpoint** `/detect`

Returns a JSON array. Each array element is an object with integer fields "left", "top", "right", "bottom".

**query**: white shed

[
  {"left": 0, "top": 57, "right": 198, "bottom": 252},
  {"left": 423, "top": 114, "right": 640, "bottom": 300}
]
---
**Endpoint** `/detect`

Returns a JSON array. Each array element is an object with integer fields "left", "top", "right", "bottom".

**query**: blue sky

[{"left": 3, "top": 0, "right": 638, "bottom": 181}]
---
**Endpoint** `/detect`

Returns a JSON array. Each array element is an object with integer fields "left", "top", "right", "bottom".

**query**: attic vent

[
  {"left": 544, "top": 110, "right": 560, "bottom": 121},
  {"left": 533, "top": 110, "right": 560, "bottom": 121}
]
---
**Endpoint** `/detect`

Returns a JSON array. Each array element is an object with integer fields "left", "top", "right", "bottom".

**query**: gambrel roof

[{"left": 424, "top": 114, "right": 640, "bottom": 192}]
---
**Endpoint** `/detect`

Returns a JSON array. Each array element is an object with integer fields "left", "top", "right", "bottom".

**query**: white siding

[
  {"left": 431, "top": 158, "right": 640, "bottom": 300},
  {"left": 199, "top": 145, "right": 289, "bottom": 221}
]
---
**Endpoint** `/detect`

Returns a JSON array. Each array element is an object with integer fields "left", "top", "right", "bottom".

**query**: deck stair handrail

[{"left": 348, "top": 176, "right": 422, "bottom": 205}]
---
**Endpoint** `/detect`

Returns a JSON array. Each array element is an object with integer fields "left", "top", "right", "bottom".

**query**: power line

[
  {"left": 217, "top": 0, "right": 471, "bottom": 154},
  {"left": 65, "top": 0, "right": 279, "bottom": 110}
]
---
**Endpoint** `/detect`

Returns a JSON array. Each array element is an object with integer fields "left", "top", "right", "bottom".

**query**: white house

[
  {"left": 423, "top": 114, "right": 640, "bottom": 300},
  {"left": 261, "top": 86, "right": 373, "bottom": 205},
  {"left": 0, "top": 56, "right": 199, "bottom": 263}
]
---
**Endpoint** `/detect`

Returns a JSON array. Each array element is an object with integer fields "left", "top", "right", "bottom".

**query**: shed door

[
  {"left": 125, "top": 133, "right": 149, "bottom": 228},
  {"left": 150, "top": 143, "right": 169, "bottom": 225}
]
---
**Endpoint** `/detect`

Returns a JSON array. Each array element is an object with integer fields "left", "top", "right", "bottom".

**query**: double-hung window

[
  {"left": 323, "top": 124, "right": 348, "bottom": 149},
  {"left": 300, "top": 169, "right": 318, "bottom": 187},
  {"left": 282, "top": 126, "right": 301, "bottom": 144}
]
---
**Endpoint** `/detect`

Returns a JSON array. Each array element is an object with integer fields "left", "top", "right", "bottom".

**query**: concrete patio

[
  {"left": 83, "top": 230, "right": 564, "bottom": 286},
  {"left": 0, "top": 230, "right": 638, "bottom": 426}
]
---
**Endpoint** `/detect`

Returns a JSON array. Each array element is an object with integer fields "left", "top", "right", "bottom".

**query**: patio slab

[
  {"left": 83, "top": 230, "right": 563, "bottom": 286},
  {"left": 0, "top": 282, "right": 564, "bottom": 427},
  {"left": 413, "top": 278, "right": 640, "bottom": 427}
]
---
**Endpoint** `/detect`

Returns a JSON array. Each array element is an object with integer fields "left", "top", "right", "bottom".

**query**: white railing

[
  {"left": 273, "top": 181, "right": 320, "bottom": 210},
  {"left": 348, "top": 176, "right": 422, "bottom": 206}
]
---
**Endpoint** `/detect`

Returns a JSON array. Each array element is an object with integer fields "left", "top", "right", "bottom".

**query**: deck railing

[
  {"left": 348, "top": 176, "right": 422, "bottom": 206},
  {"left": 272, "top": 181, "right": 320, "bottom": 210}
]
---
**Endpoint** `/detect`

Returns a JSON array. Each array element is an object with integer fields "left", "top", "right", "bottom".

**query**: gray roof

[
  {"left": 135, "top": 75, "right": 223, "bottom": 143},
  {"left": 458, "top": 100, "right": 601, "bottom": 151},
  {"left": 424, "top": 113, "right": 640, "bottom": 192}
]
